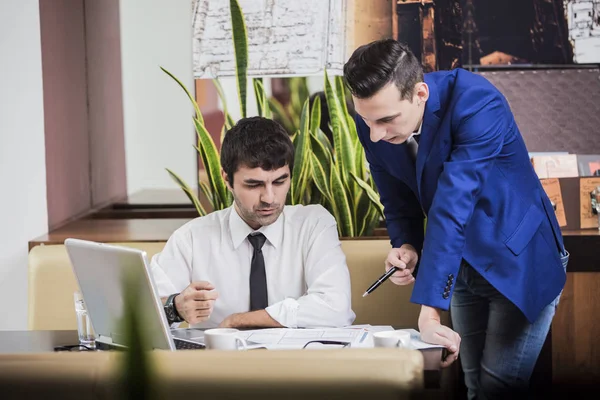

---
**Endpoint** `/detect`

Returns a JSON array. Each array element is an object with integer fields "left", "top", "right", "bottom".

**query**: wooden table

[{"left": 0, "top": 330, "right": 446, "bottom": 391}]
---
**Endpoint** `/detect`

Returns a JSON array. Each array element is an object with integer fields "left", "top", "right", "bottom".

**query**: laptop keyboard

[{"left": 174, "top": 338, "right": 205, "bottom": 350}]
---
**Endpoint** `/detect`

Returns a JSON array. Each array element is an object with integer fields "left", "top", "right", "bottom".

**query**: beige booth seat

[
  {"left": 28, "top": 240, "right": 448, "bottom": 330},
  {"left": 0, "top": 348, "right": 425, "bottom": 400}
]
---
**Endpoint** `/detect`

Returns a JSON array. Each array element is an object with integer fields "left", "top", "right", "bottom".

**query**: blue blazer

[{"left": 355, "top": 69, "right": 566, "bottom": 323}]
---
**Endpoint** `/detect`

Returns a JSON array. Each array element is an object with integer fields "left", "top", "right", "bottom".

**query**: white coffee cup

[
  {"left": 373, "top": 330, "right": 412, "bottom": 349},
  {"left": 204, "top": 328, "right": 248, "bottom": 350}
]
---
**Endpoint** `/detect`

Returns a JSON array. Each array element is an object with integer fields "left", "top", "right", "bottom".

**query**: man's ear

[
  {"left": 415, "top": 82, "right": 429, "bottom": 103},
  {"left": 222, "top": 169, "right": 232, "bottom": 191}
]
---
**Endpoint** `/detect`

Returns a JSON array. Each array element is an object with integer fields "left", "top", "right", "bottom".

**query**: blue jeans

[{"left": 450, "top": 252, "right": 569, "bottom": 400}]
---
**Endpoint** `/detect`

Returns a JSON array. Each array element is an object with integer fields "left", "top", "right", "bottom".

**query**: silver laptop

[{"left": 65, "top": 238, "right": 205, "bottom": 350}]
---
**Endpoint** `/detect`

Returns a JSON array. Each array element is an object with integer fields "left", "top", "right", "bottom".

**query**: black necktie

[
  {"left": 406, "top": 135, "right": 419, "bottom": 164},
  {"left": 248, "top": 233, "right": 268, "bottom": 311}
]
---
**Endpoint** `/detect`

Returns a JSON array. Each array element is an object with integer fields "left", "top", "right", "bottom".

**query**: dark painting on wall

[
  {"left": 397, "top": 0, "right": 600, "bottom": 71},
  {"left": 460, "top": 0, "right": 573, "bottom": 66}
]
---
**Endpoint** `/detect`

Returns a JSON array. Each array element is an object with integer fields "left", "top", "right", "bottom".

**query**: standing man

[{"left": 344, "top": 39, "right": 568, "bottom": 398}]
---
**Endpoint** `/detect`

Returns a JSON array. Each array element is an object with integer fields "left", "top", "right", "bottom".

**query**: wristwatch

[{"left": 164, "top": 293, "right": 184, "bottom": 324}]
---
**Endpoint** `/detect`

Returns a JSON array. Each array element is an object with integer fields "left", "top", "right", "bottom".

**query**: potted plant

[{"left": 164, "top": 0, "right": 384, "bottom": 238}]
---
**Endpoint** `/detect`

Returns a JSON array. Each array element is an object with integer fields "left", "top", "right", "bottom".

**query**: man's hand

[
  {"left": 174, "top": 281, "right": 218, "bottom": 324},
  {"left": 218, "top": 310, "right": 283, "bottom": 329},
  {"left": 385, "top": 244, "right": 418, "bottom": 285},
  {"left": 418, "top": 305, "right": 461, "bottom": 368}
]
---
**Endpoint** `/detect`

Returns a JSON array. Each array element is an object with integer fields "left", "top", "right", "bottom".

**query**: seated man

[{"left": 151, "top": 116, "right": 356, "bottom": 329}]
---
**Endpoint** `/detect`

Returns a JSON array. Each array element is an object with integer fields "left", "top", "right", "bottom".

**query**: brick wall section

[{"left": 192, "top": 0, "right": 347, "bottom": 78}]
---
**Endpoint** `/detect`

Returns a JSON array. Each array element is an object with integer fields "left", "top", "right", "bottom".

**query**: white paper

[
  {"left": 236, "top": 326, "right": 444, "bottom": 351},
  {"left": 237, "top": 328, "right": 370, "bottom": 350}
]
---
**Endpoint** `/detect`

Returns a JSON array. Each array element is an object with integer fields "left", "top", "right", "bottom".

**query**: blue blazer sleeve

[
  {"left": 410, "top": 88, "right": 507, "bottom": 310},
  {"left": 355, "top": 116, "right": 424, "bottom": 253}
]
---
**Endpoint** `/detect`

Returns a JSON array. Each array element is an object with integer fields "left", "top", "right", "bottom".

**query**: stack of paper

[
  {"left": 237, "top": 328, "right": 370, "bottom": 350},
  {"left": 236, "top": 326, "right": 443, "bottom": 350}
]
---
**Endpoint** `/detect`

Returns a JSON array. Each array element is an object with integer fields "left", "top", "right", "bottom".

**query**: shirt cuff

[{"left": 265, "top": 298, "right": 299, "bottom": 328}]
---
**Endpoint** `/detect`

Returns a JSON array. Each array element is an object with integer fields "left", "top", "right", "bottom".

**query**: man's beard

[{"left": 234, "top": 197, "right": 283, "bottom": 228}]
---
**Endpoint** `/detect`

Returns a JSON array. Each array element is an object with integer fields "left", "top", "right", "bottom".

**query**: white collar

[
  {"left": 408, "top": 120, "right": 423, "bottom": 141},
  {"left": 414, "top": 120, "right": 423, "bottom": 136},
  {"left": 229, "top": 205, "right": 283, "bottom": 250}
]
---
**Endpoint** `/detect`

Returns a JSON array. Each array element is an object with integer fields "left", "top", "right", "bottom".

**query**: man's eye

[
  {"left": 274, "top": 181, "right": 285, "bottom": 186},
  {"left": 246, "top": 184, "right": 259, "bottom": 188}
]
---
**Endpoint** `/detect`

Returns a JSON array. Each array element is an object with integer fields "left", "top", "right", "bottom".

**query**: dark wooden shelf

[{"left": 29, "top": 218, "right": 191, "bottom": 250}]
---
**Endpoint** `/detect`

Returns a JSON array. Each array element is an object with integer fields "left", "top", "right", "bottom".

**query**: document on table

[
  {"left": 237, "top": 328, "right": 370, "bottom": 350},
  {"left": 401, "top": 328, "right": 445, "bottom": 350},
  {"left": 343, "top": 326, "right": 444, "bottom": 350},
  {"left": 237, "top": 326, "right": 443, "bottom": 350}
]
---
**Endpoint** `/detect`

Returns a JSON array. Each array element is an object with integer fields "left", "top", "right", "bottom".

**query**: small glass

[{"left": 74, "top": 291, "right": 96, "bottom": 348}]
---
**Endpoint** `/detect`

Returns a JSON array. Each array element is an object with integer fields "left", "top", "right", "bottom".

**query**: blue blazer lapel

[{"left": 416, "top": 78, "right": 442, "bottom": 200}]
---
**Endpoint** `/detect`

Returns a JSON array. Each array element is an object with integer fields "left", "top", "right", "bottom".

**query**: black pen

[{"left": 362, "top": 267, "right": 400, "bottom": 297}]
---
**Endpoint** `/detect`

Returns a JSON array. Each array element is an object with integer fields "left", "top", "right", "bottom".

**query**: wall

[
  {"left": 39, "top": 0, "right": 91, "bottom": 230},
  {"left": 40, "top": 0, "right": 127, "bottom": 230},
  {"left": 0, "top": 0, "right": 48, "bottom": 330},
  {"left": 120, "top": 0, "right": 197, "bottom": 194},
  {"left": 85, "top": 0, "right": 127, "bottom": 208}
]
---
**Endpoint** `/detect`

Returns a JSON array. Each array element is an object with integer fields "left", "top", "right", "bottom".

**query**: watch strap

[{"left": 165, "top": 293, "right": 183, "bottom": 324}]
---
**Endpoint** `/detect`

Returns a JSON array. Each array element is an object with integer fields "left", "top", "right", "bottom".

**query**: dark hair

[
  {"left": 220, "top": 116, "right": 294, "bottom": 185},
  {"left": 343, "top": 39, "right": 423, "bottom": 100}
]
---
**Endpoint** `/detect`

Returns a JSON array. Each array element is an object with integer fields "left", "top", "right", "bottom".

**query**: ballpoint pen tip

[{"left": 362, "top": 292, "right": 369, "bottom": 298}]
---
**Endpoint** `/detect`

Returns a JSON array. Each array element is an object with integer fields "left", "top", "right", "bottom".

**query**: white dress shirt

[{"left": 150, "top": 204, "right": 356, "bottom": 329}]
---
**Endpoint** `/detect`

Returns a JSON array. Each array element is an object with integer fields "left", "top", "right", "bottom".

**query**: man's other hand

[
  {"left": 175, "top": 281, "right": 218, "bottom": 324},
  {"left": 385, "top": 244, "right": 418, "bottom": 285},
  {"left": 419, "top": 306, "right": 461, "bottom": 368}
]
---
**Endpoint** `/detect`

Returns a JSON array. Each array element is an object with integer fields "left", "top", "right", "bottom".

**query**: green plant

[
  {"left": 119, "top": 267, "right": 156, "bottom": 400},
  {"left": 269, "top": 77, "right": 310, "bottom": 134},
  {"left": 164, "top": 0, "right": 384, "bottom": 236}
]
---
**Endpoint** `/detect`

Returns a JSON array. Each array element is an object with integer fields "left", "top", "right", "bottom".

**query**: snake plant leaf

[
  {"left": 350, "top": 172, "right": 385, "bottom": 219},
  {"left": 310, "top": 152, "right": 332, "bottom": 204},
  {"left": 192, "top": 118, "right": 229, "bottom": 210},
  {"left": 166, "top": 168, "right": 207, "bottom": 217},
  {"left": 229, "top": 0, "right": 248, "bottom": 118},
  {"left": 253, "top": 78, "right": 272, "bottom": 119},
  {"left": 213, "top": 78, "right": 235, "bottom": 130},
  {"left": 268, "top": 97, "right": 295, "bottom": 134},
  {"left": 311, "top": 128, "right": 333, "bottom": 158},
  {"left": 198, "top": 179, "right": 215, "bottom": 210},
  {"left": 289, "top": 78, "right": 308, "bottom": 123},
  {"left": 335, "top": 75, "right": 349, "bottom": 118},
  {"left": 324, "top": 71, "right": 356, "bottom": 186},
  {"left": 160, "top": 66, "right": 204, "bottom": 126},
  {"left": 291, "top": 99, "right": 311, "bottom": 205},
  {"left": 309, "top": 95, "right": 321, "bottom": 138},
  {"left": 310, "top": 133, "right": 332, "bottom": 181},
  {"left": 361, "top": 204, "right": 381, "bottom": 237},
  {"left": 330, "top": 166, "right": 354, "bottom": 237},
  {"left": 353, "top": 137, "right": 366, "bottom": 181}
]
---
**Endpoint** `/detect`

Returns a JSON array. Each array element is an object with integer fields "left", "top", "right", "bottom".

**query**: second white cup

[
  {"left": 373, "top": 330, "right": 412, "bottom": 349},
  {"left": 204, "top": 328, "right": 248, "bottom": 350}
]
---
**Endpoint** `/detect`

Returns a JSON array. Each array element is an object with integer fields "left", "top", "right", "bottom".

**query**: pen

[{"left": 362, "top": 267, "right": 400, "bottom": 297}]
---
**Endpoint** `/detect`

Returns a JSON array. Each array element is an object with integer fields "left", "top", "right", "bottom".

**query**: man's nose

[
  {"left": 370, "top": 125, "right": 386, "bottom": 142},
  {"left": 261, "top": 185, "right": 275, "bottom": 204}
]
